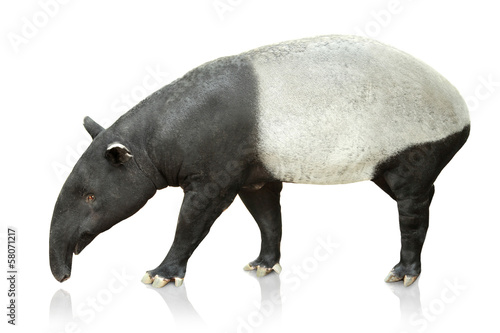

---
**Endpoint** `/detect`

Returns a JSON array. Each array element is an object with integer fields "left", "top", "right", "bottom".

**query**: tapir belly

[{"left": 249, "top": 36, "right": 470, "bottom": 184}]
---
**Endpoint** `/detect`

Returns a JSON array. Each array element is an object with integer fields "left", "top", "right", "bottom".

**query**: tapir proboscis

[{"left": 49, "top": 35, "right": 470, "bottom": 288}]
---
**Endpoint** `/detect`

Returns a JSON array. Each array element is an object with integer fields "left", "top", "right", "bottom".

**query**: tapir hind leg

[
  {"left": 374, "top": 125, "right": 469, "bottom": 287},
  {"left": 373, "top": 169, "right": 435, "bottom": 287},
  {"left": 384, "top": 184, "right": 435, "bottom": 287},
  {"left": 239, "top": 182, "right": 283, "bottom": 277}
]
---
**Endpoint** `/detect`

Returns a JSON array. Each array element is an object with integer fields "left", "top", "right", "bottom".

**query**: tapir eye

[{"left": 85, "top": 194, "right": 96, "bottom": 203}]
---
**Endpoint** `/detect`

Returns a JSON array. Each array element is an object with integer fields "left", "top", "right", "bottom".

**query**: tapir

[{"left": 49, "top": 35, "right": 470, "bottom": 288}]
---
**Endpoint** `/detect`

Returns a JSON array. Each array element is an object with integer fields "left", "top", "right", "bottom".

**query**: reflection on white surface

[
  {"left": 387, "top": 280, "right": 423, "bottom": 333},
  {"left": 236, "top": 272, "right": 282, "bottom": 332},
  {"left": 47, "top": 271, "right": 284, "bottom": 333},
  {"left": 47, "top": 272, "right": 427, "bottom": 333},
  {"left": 49, "top": 289, "right": 74, "bottom": 333},
  {"left": 42, "top": 265, "right": 481, "bottom": 332},
  {"left": 146, "top": 283, "right": 205, "bottom": 331},
  {"left": 48, "top": 284, "right": 205, "bottom": 333}
]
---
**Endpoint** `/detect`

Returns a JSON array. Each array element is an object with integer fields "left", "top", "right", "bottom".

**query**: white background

[{"left": 1, "top": 1, "right": 499, "bottom": 332}]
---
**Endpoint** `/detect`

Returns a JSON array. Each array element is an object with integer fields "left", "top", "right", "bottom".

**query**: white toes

[
  {"left": 256, "top": 266, "right": 270, "bottom": 277},
  {"left": 174, "top": 277, "right": 184, "bottom": 287},
  {"left": 143, "top": 273, "right": 184, "bottom": 288},
  {"left": 384, "top": 269, "right": 419, "bottom": 286},
  {"left": 403, "top": 275, "right": 418, "bottom": 287},
  {"left": 141, "top": 273, "right": 154, "bottom": 284},
  {"left": 246, "top": 263, "right": 282, "bottom": 277},
  {"left": 243, "top": 263, "right": 256, "bottom": 271},
  {"left": 384, "top": 270, "right": 404, "bottom": 283},
  {"left": 152, "top": 275, "right": 169, "bottom": 288},
  {"left": 272, "top": 263, "right": 282, "bottom": 274}
]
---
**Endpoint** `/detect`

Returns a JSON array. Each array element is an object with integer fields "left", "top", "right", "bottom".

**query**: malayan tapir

[{"left": 49, "top": 35, "right": 470, "bottom": 288}]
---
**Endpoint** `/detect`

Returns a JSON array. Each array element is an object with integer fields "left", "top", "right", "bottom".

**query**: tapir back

[{"left": 242, "top": 35, "right": 470, "bottom": 184}]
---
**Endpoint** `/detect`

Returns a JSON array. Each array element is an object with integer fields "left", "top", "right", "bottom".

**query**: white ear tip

[
  {"left": 107, "top": 142, "right": 128, "bottom": 151},
  {"left": 105, "top": 142, "right": 133, "bottom": 164}
]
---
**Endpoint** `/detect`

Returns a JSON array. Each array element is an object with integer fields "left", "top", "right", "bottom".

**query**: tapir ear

[
  {"left": 84, "top": 116, "right": 104, "bottom": 139},
  {"left": 105, "top": 142, "right": 133, "bottom": 165}
]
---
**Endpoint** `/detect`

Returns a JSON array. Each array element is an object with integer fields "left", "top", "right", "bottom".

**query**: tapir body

[{"left": 50, "top": 35, "right": 470, "bottom": 288}]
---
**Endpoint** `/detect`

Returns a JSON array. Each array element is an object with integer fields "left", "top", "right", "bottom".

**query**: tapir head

[{"left": 49, "top": 117, "right": 157, "bottom": 282}]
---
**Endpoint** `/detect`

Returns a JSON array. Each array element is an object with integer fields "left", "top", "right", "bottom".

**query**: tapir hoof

[
  {"left": 141, "top": 273, "right": 184, "bottom": 288},
  {"left": 384, "top": 269, "right": 419, "bottom": 287},
  {"left": 243, "top": 263, "right": 282, "bottom": 277}
]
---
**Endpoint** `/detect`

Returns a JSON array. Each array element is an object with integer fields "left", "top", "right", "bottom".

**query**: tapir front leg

[
  {"left": 239, "top": 182, "right": 283, "bottom": 277},
  {"left": 142, "top": 184, "right": 238, "bottom": 288}
]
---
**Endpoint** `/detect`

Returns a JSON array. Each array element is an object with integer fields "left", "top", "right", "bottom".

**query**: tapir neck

[
  {"left": 111, "top": 56, "right": 259, "bottom": 189},
  {"left": 110, "top": 84, "right": 185, "bottom": 188},
  {"left": 133, "top": 147, "right": 169, "bottom": 189}
]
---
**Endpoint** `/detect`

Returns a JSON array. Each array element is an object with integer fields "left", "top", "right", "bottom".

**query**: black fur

[
  {"left": 239, "top": 182, "right": 283, "bottom": 269},
  {"left": 50, "top": 56, "right": 270, "bottom": 282},
  {"left": 371, "top": 125, "right": 470, "bottom": 278}
]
